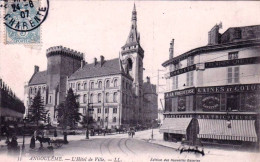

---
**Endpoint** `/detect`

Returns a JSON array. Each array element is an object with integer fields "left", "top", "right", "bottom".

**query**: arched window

[
  {"left": 84, "top": 83, "right": 87, "bottom": 90},
  {"left": 83, "top": 94, "right": 87, "bottom": 103},
  {"left": 114, "top": 79, "right": 118, "bottom": 87},
  {"left": 113, "top": 92, "right": 118, "bottom": 102},
  {"left": 90, "top": 82, "right": 94, "bottom": 89},
  {"left": 38, "top": 87, "right": 41, "bottom": 93},
  {"left": 106, "top": 80, "right": 110, "bottom": 88},
  {"left": 127, "top": 58, "right": 133, "bottom": 71},
  {"left": 34, "top": 87, "right": 37, "bottom": 93},
  {"left": 113, "top": 117, "right": 116, "bottom": 123},
  {"left": 106, "top": 93, "right": 109, "bottom": 103},
  {"left": 90, "top": 94, "right": 93, "bottom": 103},
  {"left": 30, "top": 88, "right": 32, "bottom": 94},
  {"left": 98, "top": 81, "right": 102, "bottom": 89},
  {"left": 77, "top": 83, "right": 81, "bottom": 90},
  {"left": 98, "top": 93, "right": 101, "bottom": 103}
]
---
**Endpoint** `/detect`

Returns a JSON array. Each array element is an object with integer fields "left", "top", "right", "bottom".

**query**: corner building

[
  {"left": 161, "top": 24, "right": 260, "bottom": 148},
  {"left": 24, "top": 5, "right": 157, "bottom": 129}
]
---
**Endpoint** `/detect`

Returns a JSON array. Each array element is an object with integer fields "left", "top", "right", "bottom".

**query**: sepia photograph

[{"left": 0, "top": 0, "right": 260, "bottom": 161}]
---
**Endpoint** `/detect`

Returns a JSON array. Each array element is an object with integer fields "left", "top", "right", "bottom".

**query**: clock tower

[{"left": 120, "top": 4, "right": 144, "bottom": 124}]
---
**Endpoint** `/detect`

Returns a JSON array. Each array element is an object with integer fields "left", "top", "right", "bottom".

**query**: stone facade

[
  {"left": 161, "top": 24, "right": 260, "bottom": 147},
  {"left": 24, "top": 5, "right": 158, "bottom": 129}
]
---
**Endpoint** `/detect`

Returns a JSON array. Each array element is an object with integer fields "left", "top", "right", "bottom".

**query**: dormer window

[{"left": 234, "top": 28, "right": 242, "bottom": 39}]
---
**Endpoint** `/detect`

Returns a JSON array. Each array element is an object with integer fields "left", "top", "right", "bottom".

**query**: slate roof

[
  {"left": 28, "top": 71, "right": 47, "bottom": 85},
  {"left": 69, "top": 58, "right": 132, "bottom": 81}
]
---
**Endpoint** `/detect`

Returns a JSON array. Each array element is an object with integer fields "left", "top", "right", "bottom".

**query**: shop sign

[
  {"left": 205, "top": 57, "right": 260, "bottom": 68},
  {"left": 197, "top": 84, "right": 260, "bottom": 94},
  {"left": 170, "top": 64, "right": 196, "bottom": 77},
  {"left": 201, "top": 95, "right": 220, "bottom": 111},
  {"left": 165, "top": 88, "right": 196, "bottom": 98}
]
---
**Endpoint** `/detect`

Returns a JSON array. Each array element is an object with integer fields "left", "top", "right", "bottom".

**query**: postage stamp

[{"left": 3, "top": 0, "right": 49, "bottom": 44}]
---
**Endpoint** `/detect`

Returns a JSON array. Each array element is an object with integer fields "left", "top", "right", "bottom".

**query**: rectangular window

[
  {"left": 220, "top": 94, "right": 226, "bottom": 111},
  {"left": 172, "top": 76, "right": 178, "bottom": 90},
  {"left": 234, "top": 67, "right": 239, "bottom": 83},
  {"left": 98, "top": 108, "right": 101, "bottom": 114},
  {"left": 174, "top": 63, "right": 179, "bottom": 70},
  {"left": 172, "top": 97, "right": 178, "bottom": 112},
  {"left": 105, "top": 108, "right": 109, "bottom": 114},
  {"left": 187, "top": 72, "right": 193, "bottom": 86},
  {"left": 228, "top": 67, "right": 233, "bottom": 83},
  {"left": 227, "top": 67, "right": 239, "bottom": 84},
  {"left": 228, "top": 52, "right": 238, "bottom": 60},
  {"left": 113, "top": 108, "right": 117, "bottom": 114},
  {"left": 187, "top": 56, "right": 194, "bottom": 66},
  {"left": 186, "top": 96, "right": 193, "bottom": 111}
]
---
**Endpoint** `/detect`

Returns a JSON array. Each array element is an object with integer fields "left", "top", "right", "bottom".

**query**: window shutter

[
  {"left": 227, "top": 67, "right": 233, "bottom": 83},
  {"left": 234, "top": 67, "right": 239, "bottom": 83}
]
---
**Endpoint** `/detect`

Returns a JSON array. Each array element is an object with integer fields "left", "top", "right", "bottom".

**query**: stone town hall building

[{"left": 24, "top": 5, "right": 158, "bottom": 129}]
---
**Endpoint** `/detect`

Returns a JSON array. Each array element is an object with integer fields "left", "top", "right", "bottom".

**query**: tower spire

[{"left": 132, "top": 3, "right": 137, "bottom": 21}]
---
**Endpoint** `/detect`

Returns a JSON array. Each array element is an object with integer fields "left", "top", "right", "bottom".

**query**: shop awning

[
  {"left": 159, "top": 118, "right": 192, "bottom": 134},
  {"left": 197, "top": 119, "right": 257, "bottom": 142}
]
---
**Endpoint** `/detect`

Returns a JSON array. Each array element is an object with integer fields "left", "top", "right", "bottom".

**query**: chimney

[
  {"left": 34, "top": 65, "right": 39, "bottom": 73},
  {"left": 94, "top": 57, "right": 97, "bottom": 65},
  {"left": 169, "top": 39, "right": 174, "bottom": 59},
  {"left": 208, "top": 23, "right": 222, "bottom": 45},
  {"left": 81, "top": 60, "right": 85, "bottom": 68},
  {"left": 100, "top": 55, "right": 105, "bottom": 66},
  {"left": 146, "top": 76, "right": 150, "bottom": 83}
]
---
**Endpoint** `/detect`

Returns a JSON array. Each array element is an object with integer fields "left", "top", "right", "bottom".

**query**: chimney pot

[
  {"left": 81, "top": 60, "right": 85, "bottom": 68},
  {"left": 146, "top": 76, "right": 150, "bottom": 83},
  {"left": 169, "top": 39, "right": 174, "bottom": 59},
  {"left": 94, "top": 57, "right": 97, "bottom": 65},
  {"left": 34, "top": 65, "right": 39, "bottom": 73},
  {"left": 100, "top": 55, "right": 105, "bottom": 66}
]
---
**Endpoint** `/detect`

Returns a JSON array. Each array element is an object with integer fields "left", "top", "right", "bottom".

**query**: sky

[{"left": 1, "top": 0, "right": 260, "bottom": 108}]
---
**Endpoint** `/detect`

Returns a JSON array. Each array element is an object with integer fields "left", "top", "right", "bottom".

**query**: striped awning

[
  {"left": 159, "top": 118, "right": 192, "bottom": 134},
  {"left": 197, "top": 119, "right": 257, "bottom": 142}
]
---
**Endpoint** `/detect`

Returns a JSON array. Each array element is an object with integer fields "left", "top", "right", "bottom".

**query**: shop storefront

[{"left": 161, "top": 83, "right": 260, "bottom": 147}]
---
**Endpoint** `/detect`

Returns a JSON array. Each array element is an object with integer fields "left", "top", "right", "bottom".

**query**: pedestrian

[
  {"left": 30, "top": 135, "right": 35, "bottom": 149},
  {"left": 8, "top": 136, "right": 19, "bottom": 155},
  {"left": 54, "top": 129, "right": 57, "bottom": 137}
]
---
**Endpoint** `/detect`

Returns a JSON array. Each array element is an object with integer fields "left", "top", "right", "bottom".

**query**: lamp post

[
  {"left": 86, "top": 103, "right": 94, "bottom": 139},
  {"left": 22, "top": 117, "right": 28, "bottom": 152}
]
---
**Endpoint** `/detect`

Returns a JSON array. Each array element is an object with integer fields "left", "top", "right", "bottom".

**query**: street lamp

[
  {"left": 22, "top": 117, "right": 28, "bottom": 152},
  {"left": 86, "top": 103, "right": 94, "bottom": 139}
]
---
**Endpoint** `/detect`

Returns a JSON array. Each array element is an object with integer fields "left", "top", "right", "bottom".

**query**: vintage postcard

[{"left": 0, "top": 0, "right": 260, "bottom": 162}]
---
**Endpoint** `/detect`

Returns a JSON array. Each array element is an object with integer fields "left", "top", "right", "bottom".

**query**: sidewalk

[{"left": 133, "top": 128, "right": 260, "bottom": 161}]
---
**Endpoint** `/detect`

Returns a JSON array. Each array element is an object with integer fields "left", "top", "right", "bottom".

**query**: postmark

[{"left": 3, "top": 0, "right": 49, "bottom": 44}]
